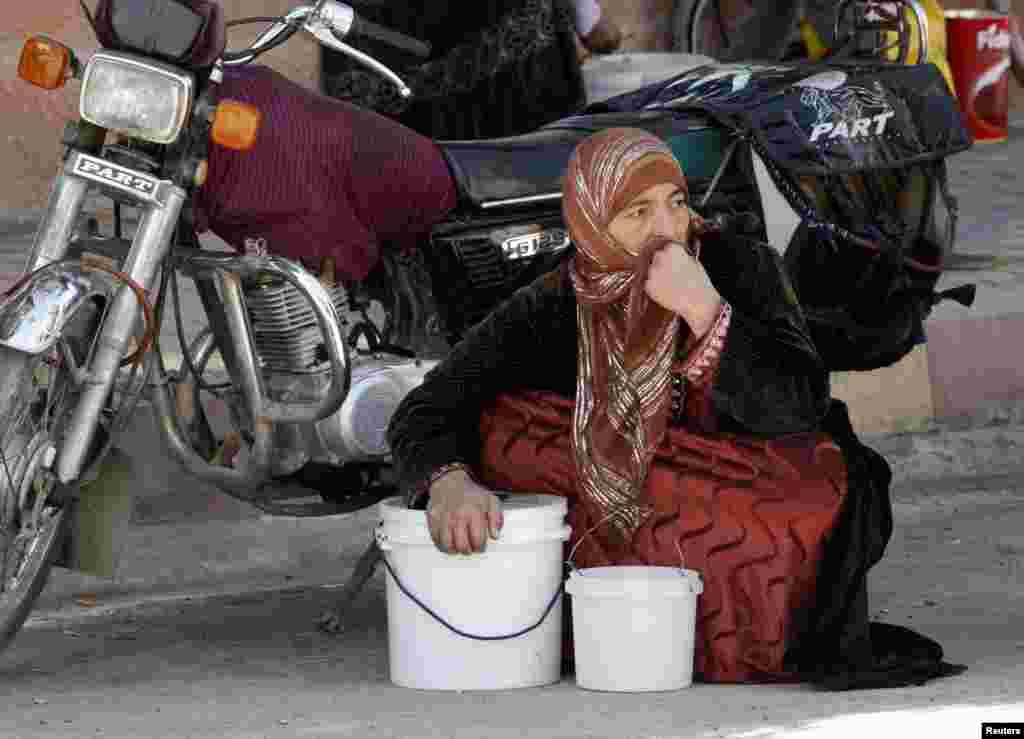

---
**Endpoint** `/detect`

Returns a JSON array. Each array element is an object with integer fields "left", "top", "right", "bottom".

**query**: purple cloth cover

[{"left": 195, "top": 65, "right": 457, "bottom": 280}]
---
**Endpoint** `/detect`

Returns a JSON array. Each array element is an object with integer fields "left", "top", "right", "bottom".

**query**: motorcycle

[
  {"left": 0, "top": 0, "right": 970, "bottom": 647},
  {"left": 0, "top": 0, "right": 769, "bottom": 647}
]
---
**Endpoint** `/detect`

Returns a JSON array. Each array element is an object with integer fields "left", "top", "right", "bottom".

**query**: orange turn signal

[
  {"left": 211, "top": 99, "right": 262, "bottom": 151},
  {"left": 18, "top": 36, "right": 72, "bottom": 90}
]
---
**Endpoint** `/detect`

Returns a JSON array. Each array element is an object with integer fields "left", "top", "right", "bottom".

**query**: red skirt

[{"left": 478, "top": 391, "right": 848, "bottom": 683}]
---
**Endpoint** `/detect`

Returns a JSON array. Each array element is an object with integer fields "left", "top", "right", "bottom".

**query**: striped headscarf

[{"left": 563, "top": 127, "right": 702, "bottom": 537}]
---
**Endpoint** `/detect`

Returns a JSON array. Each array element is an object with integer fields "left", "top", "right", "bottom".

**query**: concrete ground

[
  {"left": 0, "top": 477, "right": 1020, "bottom": 739},
  {"left": 0, "top": 232, "right": 1021, "bottom": 738}
]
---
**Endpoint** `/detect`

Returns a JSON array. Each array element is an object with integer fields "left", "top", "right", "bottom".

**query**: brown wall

[
  {"left": 1, "top": 0, "right": 1020, "bottom": 213},
  {"left": 2, "top": 0, "right": 322, "bottom": 213}
]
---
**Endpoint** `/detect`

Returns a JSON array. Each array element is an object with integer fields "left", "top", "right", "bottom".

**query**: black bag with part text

[{"left": 587, "top": 61, "right": 974, "bottom": 371}]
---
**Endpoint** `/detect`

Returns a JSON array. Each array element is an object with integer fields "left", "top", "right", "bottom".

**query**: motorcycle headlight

[{"left": 80, "top": 51, "right": 194, "bottom": 145}]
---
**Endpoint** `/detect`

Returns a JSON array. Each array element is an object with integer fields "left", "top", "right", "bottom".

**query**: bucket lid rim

[
  {"left": 566, "top": 566, "right": 704, "bottom": 597},
  {"left": 379, "top": 494, "right": 568, "bottom": 530}
]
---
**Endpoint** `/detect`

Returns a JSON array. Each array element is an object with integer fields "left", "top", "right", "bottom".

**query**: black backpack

[{"left": 587, "top": 60, "right": 975, "bottom": 371}]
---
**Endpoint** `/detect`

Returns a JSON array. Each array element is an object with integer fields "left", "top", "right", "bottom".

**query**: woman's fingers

[
  {"left": 451, "top": 515, "right": 473, "bottom": 554},
  {"left": 468, "top": 514, "right": 488, "bottom": 552},
  {"left": 458, "top": 503, "right": 500, "bottom": 553},
  {"left": 649, "top": 242, "right": 693, "bottom": 273},
  {"left": 428, "top": 489, "right": 503, "bottom": 554},
  {"left": 644, "top": 240, "right": 719, "bottom": 327},
  {"left": 426, "top": 505, "right": 444, "bottom": 550},
  {"left": 436, "top": 521, "right": 453, "bottom": 554},
  {"left": 487, "top": 496, "right": 504, "bottom": 540}
]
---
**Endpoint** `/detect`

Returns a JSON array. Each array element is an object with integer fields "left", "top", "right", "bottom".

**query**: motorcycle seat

[{"left": 438, "top": 111, "right": 704, "bottom": 211}]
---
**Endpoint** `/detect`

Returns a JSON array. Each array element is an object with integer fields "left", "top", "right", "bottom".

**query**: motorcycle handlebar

[
  {"left": 348, "top": 15, "right": 431, "bottom": 59},
  {"left": 220, "top": 2, "right": 423, "bottom": 97}
]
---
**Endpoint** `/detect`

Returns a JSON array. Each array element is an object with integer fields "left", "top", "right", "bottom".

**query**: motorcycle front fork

[
  {"left": 23, "top": 151, "right": 186, "bottom": 484},
  {"left": 24, "top": 149, "right": 350, "bottom": 496}
]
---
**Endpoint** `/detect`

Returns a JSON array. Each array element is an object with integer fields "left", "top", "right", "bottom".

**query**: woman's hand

[
  {"left": 426, "top": 468, "right": 504, "bottom": 554},
  {"left": 644, "top": 241, "right": 722, "bottom": 336}
]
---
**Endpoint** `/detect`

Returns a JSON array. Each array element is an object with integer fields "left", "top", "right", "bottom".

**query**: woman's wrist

[
  {"left": 684, "top": 289, "right": 723, "bottom": 338},
  {"left": 682, "top": 301, "right": 732, "bottom": 386},
  {"left": 408, "top": 462, "right": 475, "bottom": 508},
  {"left": 426, "top": 464, "right": 476, "bottom": 500}
]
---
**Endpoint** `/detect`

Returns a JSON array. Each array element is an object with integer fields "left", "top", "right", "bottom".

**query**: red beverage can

[{"left": 946, "top": 9, "right": 1011, "bottom": 143}]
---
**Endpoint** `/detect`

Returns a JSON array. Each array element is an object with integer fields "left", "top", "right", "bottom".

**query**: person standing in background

[
  {"left": 571, "top": 0, "right": 624, "bottom": 59},
  {"left": 987, "top": 0, "right": 1024, "bottom": 84},
  {"left": 319, "top": 0, "right": 590, "bottom": 140}
]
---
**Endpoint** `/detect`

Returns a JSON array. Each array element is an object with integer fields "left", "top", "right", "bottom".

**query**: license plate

[{"left": 501, "top": 228, "right": 571, "bottom": 261}]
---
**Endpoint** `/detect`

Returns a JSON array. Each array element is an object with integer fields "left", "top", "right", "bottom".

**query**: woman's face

[{"left": 606, "top": 182, "right": 692, "bottom": 255}]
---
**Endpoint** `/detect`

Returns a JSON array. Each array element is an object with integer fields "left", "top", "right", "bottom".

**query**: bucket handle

[
  {"left": 378, "top": 547, "right": 564, "bottom": 642},
  {"left": 566, "top": 508, "right": 687, "bottom": 572}
]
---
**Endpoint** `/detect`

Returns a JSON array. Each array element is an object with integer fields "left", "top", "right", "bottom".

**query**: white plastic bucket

[
  {"left": 582, "top": 52, "right": 715, "bottom": 103},
  {"left": 566, "top": 566, "right": 704, "bottom": 692},
  {"left": 376, "top": 494, "right": 571, "bottom": 690}
]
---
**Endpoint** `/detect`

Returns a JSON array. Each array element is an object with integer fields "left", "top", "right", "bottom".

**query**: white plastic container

[
  {"left": 376, "top": 494, "right": 571, "bottom": 691},
  {"left": 582, "top": 52, "right": 714, "bottom": 103},
  {"left": 566, "top": 566, "right": 704, "bottom": 692}
]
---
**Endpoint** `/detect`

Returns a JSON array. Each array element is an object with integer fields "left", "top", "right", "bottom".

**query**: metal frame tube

[
  {"left": 180, "top": 253, "right": 351, "bottom": 423},
  {"left": 190, "top": 272, "right": 252, "bottom": 425},
  {"left": 148, "top": 334, "right": 275, "bottom": 497},
  {"left": 216, "top": 271, "right": 266, "bottom": 424},
  {"left": 25, "top": 161, "right": 91, "bottom": 272},
  {"left": 0, "top": 159, "right": 93, "bottom": 487}
]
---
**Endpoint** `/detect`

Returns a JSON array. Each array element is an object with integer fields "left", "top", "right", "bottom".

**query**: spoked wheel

[
  {"left": 0, "top": 346, "right": 76, "bottom": 650},
  {"left": 0, "top": 256, "right": 150, "bottom": 651},
  {"left": 830, "top": 0, "right": 928, "bottom": 64},
  {"left": 0, "top": 288, "right": 115, "bottom": 650}
]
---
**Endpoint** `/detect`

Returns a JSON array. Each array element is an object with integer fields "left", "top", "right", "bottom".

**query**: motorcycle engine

[{"left": 242, "top": 276, "right": 436, "bottom": 474}]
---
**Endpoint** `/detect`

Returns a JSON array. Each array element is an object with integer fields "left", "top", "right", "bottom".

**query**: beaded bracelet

[{"left": 681, "top": 302, "right": 732, "bottom": 387}]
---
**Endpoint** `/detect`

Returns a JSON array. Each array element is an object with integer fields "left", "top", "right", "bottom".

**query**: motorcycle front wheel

[{"left": 0, "top": 343, "right": 77, "bottom": 651}]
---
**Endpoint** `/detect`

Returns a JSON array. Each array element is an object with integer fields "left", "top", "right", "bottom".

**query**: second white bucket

[
  {"left": 566, "top": 566, "right": 704, "bottom": 692},
  {"left": 377, "top": 494, "right": 571, "bottom": 691}
]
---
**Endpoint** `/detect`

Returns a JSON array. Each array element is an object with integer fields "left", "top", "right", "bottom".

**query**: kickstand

[{"left": 317, "top": 538, "right": 383, "bottom": 634}]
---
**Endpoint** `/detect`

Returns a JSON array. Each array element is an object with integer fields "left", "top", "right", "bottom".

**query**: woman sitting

[{"left": 386, "top": 127, "right": 962, "bottom": 689}]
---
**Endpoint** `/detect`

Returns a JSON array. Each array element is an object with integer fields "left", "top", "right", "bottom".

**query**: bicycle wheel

[{"left": 674, "top": 0, "right": 803, "bottom": 61}]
